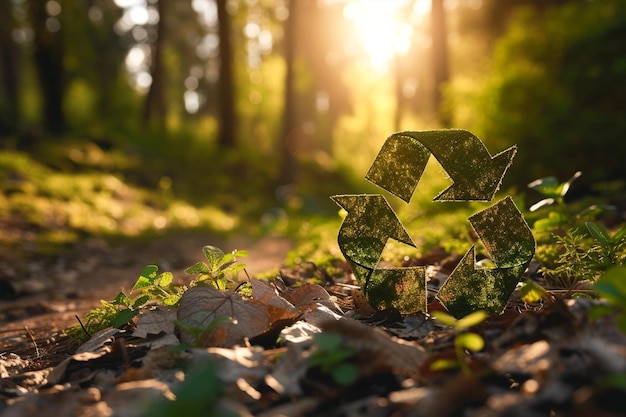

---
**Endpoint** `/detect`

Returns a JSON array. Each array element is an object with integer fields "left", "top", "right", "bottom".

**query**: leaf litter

[{"left": 2, "top": 249, "right": 626, "bottom": 417}]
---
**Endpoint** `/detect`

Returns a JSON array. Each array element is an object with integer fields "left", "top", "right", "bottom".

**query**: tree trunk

[
  {"left": 279, "top": 0, "right": 298, "bottom": 185},
  {"left": 0, "top": 1, "right": 20, "bottom": 133},
  {"left": 216, "top": 0, "right": 236, "bottom": 148},
  {"left": 143, "top": 0, "right": 167, "bottom": 125},
  {"left": 30, "top": 0, "right": 66, "bottom": 135},
  {"left": 431, "top": 0, "right": 450, "bottom": 126}
]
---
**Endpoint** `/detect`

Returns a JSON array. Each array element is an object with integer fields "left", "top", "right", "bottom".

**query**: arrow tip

[{"left": 434, "top": 145, "right": 517, "bottom": 202}]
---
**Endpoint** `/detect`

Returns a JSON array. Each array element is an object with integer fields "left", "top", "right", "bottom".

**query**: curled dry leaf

[
  {"left": 132, "top": 307, "right": 177, "bottom": 339},
  {"left": 249, "top": 278, "right": 302, "bottom": 335},
  {"left": 279, "top": 282, "right": 342, "bottom": 314},
  {"left": 177, "top": 286, "right": 270, "bottom": 347},
  {"left": 319, "top": 318, "right": 426, "bottom": 378}
]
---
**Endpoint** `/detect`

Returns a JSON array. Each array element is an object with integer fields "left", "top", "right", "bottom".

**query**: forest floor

[{"left": 1, "top": 232, "right": 626, "bottom": 417}]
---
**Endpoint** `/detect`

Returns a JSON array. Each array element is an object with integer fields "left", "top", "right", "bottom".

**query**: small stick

[
  {"left": 75, "top": 314, "right": 92, "bottom": 338},
  {"left": 23, "top": 326, "right": 40, "bottom": 359}
]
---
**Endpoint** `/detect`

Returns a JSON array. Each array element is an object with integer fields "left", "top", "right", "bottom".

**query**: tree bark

[
  {"left": 431, "top": 0, "right": 450, "bottom": 126},
  {"left": 30, "top": 0, "right": 66, "bottom": 135},
  {"left": 279, "top": 0, "right": 298, "bottom": 185},
  {"left": 216, "top": 0, "right": 236, "bottom": 148},
  {"left": 0, "top": 1, "right": 20, "bottom": 133},
  {"left": 143, "top": 0, "right": 167, "bottom": 126}
]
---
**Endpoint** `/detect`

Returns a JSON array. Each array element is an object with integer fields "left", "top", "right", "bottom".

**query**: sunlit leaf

[
  {"left": 202, "top": 245, "right": 226, "bottom": 271},
  {"left": 519, "top": 279, "right": 547, "bottom": 304},
  {"left": 455, "top": 310, "right": 488, "bottom": 330},
  {"left": 527, "top": 176, "right": 560, "bottom": 197},
  {"left": 430, "top": 310, "right": 458, "bottom": 327},
  {"left": 184, "top": 261, "right": 211, "bottom": 275},
  {"left": 430, "top": 359, "right": 459, "bottom": 371},
  {"left": 456, "top": 332, "right": 484, "bottom": 351},
  {"left": 157, "top": 271, "right": 173, "bottom": 287}
]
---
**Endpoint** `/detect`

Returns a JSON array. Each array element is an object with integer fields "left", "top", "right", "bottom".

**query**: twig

[
  {"left": 23, "top": 326, "right": 40, "bottom": 359},
  {"left": 75, "top": 314, "right": 92, "bottom": 338}
]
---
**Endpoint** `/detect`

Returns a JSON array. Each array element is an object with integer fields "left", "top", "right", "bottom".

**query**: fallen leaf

[
  {"left": 279, "top": 282, "right": 342, "bottom": 314},
  {"left": 177, "top": 286, "right": 270, "bottom": 347},
  {"left": 132, "top": 307, "right": 177, "bottom": 339}
]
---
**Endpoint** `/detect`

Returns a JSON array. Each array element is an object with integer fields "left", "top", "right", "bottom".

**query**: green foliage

[
  {"left": 146, "top": 360, "right": 236, "bottom": 417},
  {"left": 527, "top": 172, "right": 626, "bottom": 289},
  {"left": 66, "top": 245, "right": 247, "bottom": 343},
  {"left": 449, "top": 0, "right": 626, "bottom": 186},
  {"left": 308, "top": 333, "right": 359, "bottom": 386},
  {"left": 184, "top": 245, "right": 248, "bottom": 290},
  {"left": 592, "top": 266, "right": 626, "bottom": 334},
  {"left": 430, "top": 310, "right": 487, "bottom": 376}
]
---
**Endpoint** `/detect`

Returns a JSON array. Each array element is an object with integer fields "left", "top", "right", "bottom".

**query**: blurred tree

[
  {"left": 431, "top": 0, "right": 450, "bottom": 127},
  {"left": 143, "top": 0, "right": 167, "bottom": 125},
  {"left": 30, "top": 0, "right": 66, "bottom": 135},
  {"left": 279, "top": 0, "right": 296, "bottom": 185},
  {"left": 216, "top": 0, "right": 236, "bottom": 148},
  {"left": 0, "top": 1, "right": 20, "bottom": 134},
  {"left": 452, "top": 0, "right": 626, "bottom": 186}
]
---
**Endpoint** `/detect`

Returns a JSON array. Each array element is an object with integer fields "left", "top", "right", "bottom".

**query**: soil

[{"left": 0, "top": 233, "right": 293, "bottom": 347}]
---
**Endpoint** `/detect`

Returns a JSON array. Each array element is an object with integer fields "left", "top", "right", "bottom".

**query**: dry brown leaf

[
  {"left": 249, "top": 278, "right": 302, "bottom": 335},
  {"left": 279, "top": 283, "right": 342, "bottom": 313},
  {"left": 177, "top": 286, "right": 270, "bottom": 347},
  {"left": 132, "top": 307, "right": 177, "bottom": 338},
  {"left": 319, "top": 318, "right": 426, "bottom": 377}
]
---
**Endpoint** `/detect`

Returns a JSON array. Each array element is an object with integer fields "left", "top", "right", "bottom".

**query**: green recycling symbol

[{"left": 331, "top": 129, "right": 536, "bottom": 318}]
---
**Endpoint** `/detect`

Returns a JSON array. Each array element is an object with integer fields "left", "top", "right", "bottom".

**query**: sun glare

[{"left": 343, "top": 0, "right": 429, "bottom": 71}]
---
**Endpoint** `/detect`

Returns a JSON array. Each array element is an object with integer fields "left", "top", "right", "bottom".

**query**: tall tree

[
  {"left": 143, "top": 0, "right": 167, "bottom": 125},
  {"left": 30, "top": 0, "right": 66, "bottom": 134},
  {"left": 279, "top": 0, "right": 297, "bottom": 185},
  {"left": 216, "top": 0, "right": 236, "bottom": 148},
  {"left": 0, "top": 1, "right": 20, "bottom": 133},
  {"left": 431, "top": 0, "right": 450, "bottom": 126}
]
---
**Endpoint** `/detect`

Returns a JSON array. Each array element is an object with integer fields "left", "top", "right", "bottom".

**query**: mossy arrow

[
  {"left": 366, "top": 129, "right": 517, "bottom": 203},
  {"left": 331, "top": 194, "right": 427, "bottom": 312},
  {"left": 437, "top": 197, "right": 536, "bottom": 318}
]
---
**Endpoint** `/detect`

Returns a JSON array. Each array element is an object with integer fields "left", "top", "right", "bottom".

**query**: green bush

[{"left": 448, "top": 1, "right": 626, "bottom": 187}]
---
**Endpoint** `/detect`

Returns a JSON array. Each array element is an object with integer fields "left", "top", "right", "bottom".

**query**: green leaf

[
  {"left": 163, "top": 294, "right": 182, "bottom": 306},
  {"left": 332, "top": 363, "right": 358, "bottom": 385},
  {"left": 430, "top": 359, "right": 459, "bottom": 371},
  {"left": 133, "top": 265, "right": 159, "bottom": 290},
  {"left": 112, "top": 308, "right": 137, "bottom": 328},
  {"left": 202, "top": 245, "right": 226, "bottom": 271},
  {"left": 431, "top": 310, "right": 458, "bottom": 327},
  {"left": 185, "top": 261, "right": 211, "bottom": 275},
  {"left": 586, "top": 222, "right": 612, "bottom": 248},
  {"left": 612, "top": 224, "right": 626, "bottom": 244},
  {"left": 141, "top": 264, "right": 159, "bottom": 280},
  {"left": 527, "top": 176, "right": 560, "bottom": 198},
  {"left": 595, "top": 267, "right": 626, "bottom": 305},
  {"left": 132, "top": 295, "right": 151, "bottom": 309},
  {"left": 112, "top": 291, "right": 131, "bottom": 307},
  {"left": 313, "top": 333, "right": 342, "bottom": 351},
  {"left": 455, "top": 310, "right": 488, "bottom": 330},
  {"left": 456, "top": 332, "right": 484, "bottom": 352},
  {"left": 519, "top": 280, "right": 547, "bottom": 304},
  {"left": 157, "top": 271, "right": 173, "bottom": 287}
]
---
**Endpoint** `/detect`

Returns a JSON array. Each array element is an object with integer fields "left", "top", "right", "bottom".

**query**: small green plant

[
  {"left": 591, "top": 266, "right": 626, "bottom": 334},
  {"left": 66, "top": 245, "right": 247, "bottom": 343},
  {"left": 430, "top": 310, "right": 488, "bottom": 375},
  {"left": 184, "top": 245, "right": 248, "bottom": 290},
  {"left": 308, "top": 333, "right": 358, "bottom": 385}
]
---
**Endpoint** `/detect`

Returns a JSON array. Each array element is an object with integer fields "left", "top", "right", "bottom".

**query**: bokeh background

[{"left": 1, "top": 0, "right": 625, "bottom": 260}]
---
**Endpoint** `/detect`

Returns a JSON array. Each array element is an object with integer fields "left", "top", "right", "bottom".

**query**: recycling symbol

[{"left": 332, "top": 129, "right": 536, "bottom": 318}]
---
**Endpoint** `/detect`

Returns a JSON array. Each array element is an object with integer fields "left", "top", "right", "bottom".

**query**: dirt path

[{"left": 0, "top": 233, "right": 293, "bottom": 339}]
